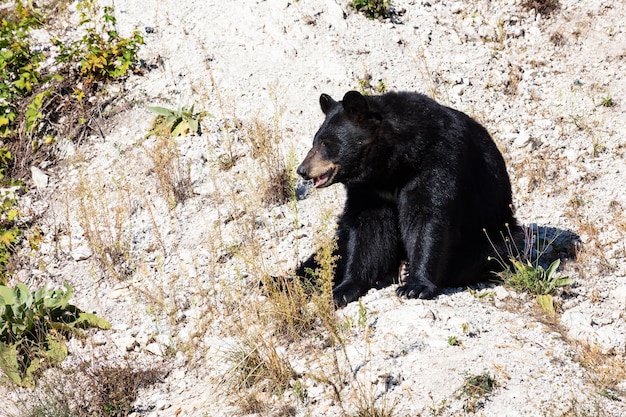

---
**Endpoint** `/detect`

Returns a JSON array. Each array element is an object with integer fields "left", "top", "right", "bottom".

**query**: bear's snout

[{"left": 297, "top": 163, "right": 310, "bottom": 179}]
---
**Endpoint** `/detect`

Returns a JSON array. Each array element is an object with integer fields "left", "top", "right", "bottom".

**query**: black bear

[{"left": 296, "top": 90, "right": 516, "bottom": 306}]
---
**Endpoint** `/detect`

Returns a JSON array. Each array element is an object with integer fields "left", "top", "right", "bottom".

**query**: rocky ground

[{"left": 3, "top": 0, "right": 626, "bottom": 416}]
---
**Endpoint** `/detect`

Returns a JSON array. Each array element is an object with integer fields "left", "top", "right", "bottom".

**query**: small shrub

[
  {"left": 244, "top": 117, "right": 294, "bottom": 206},
  {"left": 351, "top": 0, "right": 391, "bottom": 20},
  {"left": 0, "top": 2, "right": 45, "bottom": 138},
  {"left": 20, "top": 361, "right": 163, "bottom": 417},
  {"left": 81, "top": 363, "right": 163, "bottom": 417},
  {"left": 0, "top": 282, "right": 111, "bottom": 386},
  {"left": 74, "top": 174, "right": 134, "bottom": 279}
]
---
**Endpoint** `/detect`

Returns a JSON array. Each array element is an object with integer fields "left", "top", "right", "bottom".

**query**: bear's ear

[
  {"left": 342, "top": 91, "right": 369, "bottom": 117},
  {"left": 319, "top": 94, "right": 337, "bottom": 114}
]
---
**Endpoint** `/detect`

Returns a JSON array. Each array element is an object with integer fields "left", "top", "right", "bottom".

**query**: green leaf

[
  {"left": 147, "top": 106, "right": 174, "bottom": 117},
  {"left": 545, "top": 259, "right": 560, "bottom": 279},
  {"left": 15, "top": 283, "right": 33, "bottom": 308},
  {"left": 171, "top": 121, "right": 189, "bottom": 137},
  {"left": 75, "top": 312, "right": 112, "bottom": 330},
  {"left": 537, "top": 294, "right": 555, "bottom": 316},
  {"left": 0, "top": 286, "right": 15, "bottom": 304},
  {"left": 0, "top": 342, "right": 21, "bottom": 385},
  {"left": 188, "top": 117, "right": 199, "bottom": 134},
  {"left": 45, "top": 334, "right": 68, "bottom": 366},
  {"left": 555, "top": 277, "right": 573, "bottom": 287}
]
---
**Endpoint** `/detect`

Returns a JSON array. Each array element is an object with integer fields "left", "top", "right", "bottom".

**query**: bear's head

[{"left": 297, "top": 91, "right": 382, "bottom": 188}]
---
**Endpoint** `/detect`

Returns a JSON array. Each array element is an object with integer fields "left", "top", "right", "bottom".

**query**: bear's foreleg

[
  {"left": 396, "top": 207, "right": 454, "bottom": 300},
  {"left": 332, "top": 199, "right": 402, "bottom": 306}
]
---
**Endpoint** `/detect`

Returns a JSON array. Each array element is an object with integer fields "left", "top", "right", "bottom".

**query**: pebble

[{"left": 30, "top": 166, "right": 49, "bottom": 189}]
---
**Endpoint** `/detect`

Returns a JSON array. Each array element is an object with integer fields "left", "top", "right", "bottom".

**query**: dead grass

[
  {"left": 225, "top": 331, "right": 297, "bottom": 395},
  {"left": 144, "top": 118, "right": 193, "bottom": 210},
  {"left": 72, "top": 169, "right": 134, "bottom": 279},
  {"left": 574, "top": 341, "right": 626, "bottom": 394},
  {"left": 243, "top": 117, "right": 294, "bottom": 206},
  {"left": 16, "top": 360, "right": 164, "bottom": 417},
  {"left": 521, "top": 0, "right": 561, "bottom": 17}
]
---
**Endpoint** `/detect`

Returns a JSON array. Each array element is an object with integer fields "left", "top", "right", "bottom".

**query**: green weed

[
  {"left": 0, "top": 282, "right": 110, "bottom": 386},
  {"left": 351, "top": 0, "right": 390, "bottom": 20},
  {"left": 488, "top": 225, "right": 574, "bottom": 315},
  {"left": 147, "top": 104, "right": 207, "bottom": 137},
  {"left": 0, "top": 190, "right": 19, "bottom": 284},
  {"left": 457, "top": 372, "right": 498, "bottom": 412},
  {"left": 448, "top": 336, "right": 461, "bottom": 346},
  {"left": 600, "top": 94, "right": 615, "bottom": 108}
]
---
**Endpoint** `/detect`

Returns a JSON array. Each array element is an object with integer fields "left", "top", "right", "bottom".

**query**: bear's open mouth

[{"left": 313, "top": 166, "right": 338, "bottom": 188}]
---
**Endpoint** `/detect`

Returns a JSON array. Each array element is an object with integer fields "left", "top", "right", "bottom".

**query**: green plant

[
  {"left": 0, "top": 1, "right": 143, "bottom": 183},
  {"left": 54, "top": 4, "right": 144, "bottom": 83},
  {"left": 489, "top": 225, "right": 574, "bottom": 315},
  {"left": 503, "top": 258, "right": 573, "bottom": 314},
  {"left": 147, "top": 104, "right": 206, "bottom": 137},
  {"left": 600, "top": 94, "right": 615, "bottom": 108},
  {"left": 291, "top": 379, "right": 308, "bottom": 403},
  {"left": 0, "top": 282, "right": 111, "bottom": 386},
  {"left": 357, "top": 299, "right": 367, "bottom": 329},
  {"left": 457, "top": 372, "right": 498, "bottom": 412},
  {"left": 351, "top": 0, "right": 390, "bottom": 20},
  {"left": 0, "top": 2, "right": 44, "bottom": 138},
  {"left": 447, "top": 335, "right": 461, "bottom": 346}
]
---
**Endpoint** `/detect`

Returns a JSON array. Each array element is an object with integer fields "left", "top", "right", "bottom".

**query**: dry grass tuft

[
  {"left": 73, "top": 171, "right": 134, "bottom": 279},
  {"left": 18, "top": 361, "right": 164, "bottom": 417},
  {"left": 574, "top": 341, "right": 626, "bottom": 394},
  {"left": 225, "top": 332, "right": 297, "bottom": 395},
  {"left": 145, "top": 118, "right": 193, "bottom": 210},
  {"left": 521, "top": 0, "right": 561, "bottom": 17},
  {"left": 244, "top": 117, "right": 294, "bottom": 206}
]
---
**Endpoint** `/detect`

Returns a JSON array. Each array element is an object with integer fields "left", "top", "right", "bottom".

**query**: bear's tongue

[
  {"left": 314, "top": 168, "right": 333, "bottom": 188},
  {"left": 314, "top": 175, "right": 329, "bottom": 188}
]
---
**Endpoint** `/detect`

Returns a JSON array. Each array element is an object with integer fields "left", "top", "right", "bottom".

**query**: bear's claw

[{"left": 396, "top": 282, "right": 439, "bottom": 300}]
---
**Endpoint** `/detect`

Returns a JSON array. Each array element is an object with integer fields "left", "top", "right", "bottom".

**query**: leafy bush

[
  {"left": 0, "top": 2, "right": 45, "bottom": 138},
  {"left": 0, "top": 282, "right": 110, "bottom": 386},
  {"left": 54, "top": 5, "right": 144, "bottom": 83},
  {"left": 0, "top": 0, "right": 145, "bottom": 283}
]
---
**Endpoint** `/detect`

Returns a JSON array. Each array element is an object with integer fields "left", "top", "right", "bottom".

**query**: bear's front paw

[
  {"left": 332, "top": 281, "right": 366, "bottom": 307},
  {"left": 396, "top": 282, "right": 439, "bottom": 300}
]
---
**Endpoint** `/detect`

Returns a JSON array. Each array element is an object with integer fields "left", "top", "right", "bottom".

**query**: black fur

[{"left": 297, "top": 91, "right": 517, "bottom": 306}]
